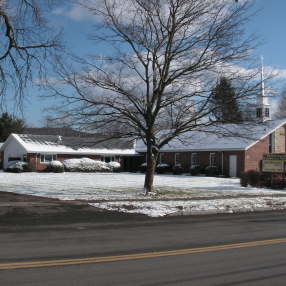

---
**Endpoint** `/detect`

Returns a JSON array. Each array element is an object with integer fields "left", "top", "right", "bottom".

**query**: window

[
  {"left": 209, "top": 153, "right": 217, "bottom": 167},
  {"left": 159, "top": 153, "right": 165, "bottom": 165},
  {"left": 40, "top": 154, "right": 57, "bottom": 163},
  {"left": 23, "top": 155, "right": 27, "bottom": 162},
  {"left": 191, "top": 153, "right": 200, "bottom": 166},
  {"left": 269, "top": 133, "right": 275, "bottom": 153},
  {"left": 265, "top": 108, "right": 270, "bottom": 118},
  {"left": 256, "top": 108, "right": 262, "bottom": 118},
  {"left": 101, "top": 156, "right": 118, "bottom": 163},
  {"left": 8, "top": 157, "right": 21, "bottom": 162},
  {"left": 174, "top": 153, "right": 181, "bottom": 167}
]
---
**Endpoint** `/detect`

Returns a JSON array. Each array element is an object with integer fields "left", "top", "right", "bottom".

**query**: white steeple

[{"left": 256, "top": 56, "right": 271, "bottom": 122}]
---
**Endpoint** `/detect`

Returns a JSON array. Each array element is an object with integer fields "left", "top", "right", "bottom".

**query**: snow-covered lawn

[{"left": 1, "top": 172, "right": 286, "bottom": 217}]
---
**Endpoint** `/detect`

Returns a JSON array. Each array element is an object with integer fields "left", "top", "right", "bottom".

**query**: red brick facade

[
  {"left": 157, "top": 131, "right": 286, "bottom": 177},
  {"left": 160, "top": 150, "right": 245, "bottom": 176},
  {"left": 26, "top": 153, "right": 130, "bottom": 171}
]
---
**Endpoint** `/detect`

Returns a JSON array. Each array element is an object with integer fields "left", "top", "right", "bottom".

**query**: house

[
  {"left": 135, "top": 60, "right": 286, "bottom": 177},
  {"left": 0, "top": 134, "right": 143, "bottom": 171},
  {"left": 2, "top": 60, "right": 284, "bottom": 176},
  {"left": 135, "top": 119, "right": 286, "bottom": 177}
]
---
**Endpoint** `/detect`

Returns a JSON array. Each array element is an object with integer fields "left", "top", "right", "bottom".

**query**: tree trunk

[{"left": 144, "top": 142, "right": 158, "bottom": 195}]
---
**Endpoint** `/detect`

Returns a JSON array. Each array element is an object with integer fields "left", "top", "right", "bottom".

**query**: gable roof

[
  {"left": 1, "top": 134, "right": 137, "bottom": 156},
  {"left": 23, "top": 127, "right": 91, "bottom": 137},
  {"left": 135, "top": 119, "right": 286, "bottom": 152}
]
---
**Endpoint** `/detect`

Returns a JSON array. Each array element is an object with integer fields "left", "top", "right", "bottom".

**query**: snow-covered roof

[
  {"left": 1, "top": 134, "right": 137, "bottom": 156},
  {"left": 136, "top": 119, "right": 286, "bottom": 152}
]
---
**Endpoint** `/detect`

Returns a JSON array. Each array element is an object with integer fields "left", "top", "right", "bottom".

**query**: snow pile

[
  {"left": 90, "top": 197, "right": 286, "bottom": 217},
  {"left": 107, "top": 161, "right": 121, "bottom": 170},
  {"left": 157, "top": 164, "right": 170, "bottom": 168},
  {"left": 63, "top": 158, "right": 111, "bottom": 172}
]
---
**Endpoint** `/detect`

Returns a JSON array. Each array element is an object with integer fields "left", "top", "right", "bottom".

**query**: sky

[{"left": 9, "top": 0, "right": 286, "bottom": 126}]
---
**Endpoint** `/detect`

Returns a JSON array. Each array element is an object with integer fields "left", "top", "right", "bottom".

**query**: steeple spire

[
  {"left": 256, "top": 56, "right": 271, "bottom": 122},
  {"left": 261, "top": 56, "right": 265, "bottom": 98}
]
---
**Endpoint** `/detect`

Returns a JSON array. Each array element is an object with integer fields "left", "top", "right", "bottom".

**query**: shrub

[
  {"left": 173, "top": 165, "right": 184, "bottom": 175},
  {"left": 240, "top": 172, "right": 248, "bottom": 187},
  {"left": 6, "top": 161, "right": 28, "bottom": 173},
  {"left": 107, "top": 161, "right": 121, "bottom": 172},
  {"left": 63, "top": 158, "right": 111, "bottom": 172},
  {"left": 46, "top": 161, "right": 64, "bottom": 173},
  {"left": 259, "top": 173, "right": 271, "bottom": 188},
  {"left": 156, "top": 163, "right": 171, "bottom": 174},
  {"left": 246, "top": 170, "right": 261, "bottom": 187},
  {"left": 139, "top": 162, "right": 147, "bottom": 173},
  {"left": 205, "top": 166, "right": 219, "bottom": 177},
  {"left": 190, "top": 165, "right": 201, "bottom": 176},
  {"left": 270, "top": 174, "right": 286, "bottom": 189}
]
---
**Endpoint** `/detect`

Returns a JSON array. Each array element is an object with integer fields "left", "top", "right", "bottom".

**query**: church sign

[
  {"left": 263, "top": 154, "right": 286, "bottom": 161},
  {"left": 262, "top": 160, "right": 285, "bottom": 173}
]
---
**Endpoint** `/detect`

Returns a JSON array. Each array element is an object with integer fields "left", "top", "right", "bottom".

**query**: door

[{"left": 229, "top": 155, "right": 237, "bottom": 177}]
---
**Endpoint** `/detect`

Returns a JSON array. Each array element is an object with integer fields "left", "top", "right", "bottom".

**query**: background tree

[
  {"left": 0, "top": 112, "right": 25, "bottom": 141},
  {"left": 210, "top": 77, "right": 243, "bottom": 123},
  {"left": 0, "top": 0, "right": 60, "bottom": 106},
  {"left": 50, "top": 0, "right": 260, "bottom": 194},
  {"left": 275, "top": 88, "right": 286, "bottom": 119}
]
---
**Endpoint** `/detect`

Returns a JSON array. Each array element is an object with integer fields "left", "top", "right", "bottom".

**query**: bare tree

[
  {"left": 275, "top": 88, "right": 286, "bottom": 119},
  {"left": 50, "top": 0, "right": 261, "bottom": 194},
  {"left": 0, "top": 0, "right": 60, "bottom": 106}
]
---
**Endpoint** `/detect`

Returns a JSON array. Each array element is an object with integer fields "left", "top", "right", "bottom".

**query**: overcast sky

[{"left": 17, "top": 0, "right": 286, "bottom": 126}]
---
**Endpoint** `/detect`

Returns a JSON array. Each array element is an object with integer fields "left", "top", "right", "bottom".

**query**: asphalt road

[{"left": 2, "top": 211, "right": 286, "bottom": 285}]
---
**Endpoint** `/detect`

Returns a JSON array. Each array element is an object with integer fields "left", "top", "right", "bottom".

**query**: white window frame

[
  {"left": 40, "top": 154, "right": 57, "bottom": 163},
  {"left": 174, "top": 153, "right": 181, "bottom": 167},
  {"left": 209, "top": 153, "right": 216, "bottom": 167},
  {"left": 102, "top": 155, "right": 118, "bottom": 163},
  {"left": 159, "top": 153, "right": 164, "bottom": 165},
  {"left": 191, "top": 153, "right": 200, "bottom": 167}
]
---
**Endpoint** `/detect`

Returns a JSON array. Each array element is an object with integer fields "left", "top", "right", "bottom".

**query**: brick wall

[
  {"left": 160, "top": 151, "right": 223, "bottom": 172},
  {"left": 245, "top": 136, "right": 269, "bottom": 172},
  {"left": 27, "top": 153, "right": 103, "bottom": 171}
]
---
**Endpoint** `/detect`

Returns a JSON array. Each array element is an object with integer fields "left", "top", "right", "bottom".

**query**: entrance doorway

[{"left": 229, "top": 155, "right": 237, "bottom": 177}]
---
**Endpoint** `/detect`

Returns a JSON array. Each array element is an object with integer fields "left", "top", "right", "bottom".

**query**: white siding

[{"left": 3, "top": 137, "right": 27, "bottom": 169}]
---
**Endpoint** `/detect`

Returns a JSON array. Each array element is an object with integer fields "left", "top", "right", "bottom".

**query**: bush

[
  {"left": 46, "top": 161, "right": 64, "bottom": 173},
  {"left": 63, "top": 158, "right": 111, "bottom": 172},
  {"left": 259, "top": 173, "right": 271, "bottom": 188},
  {"left": 205, "top": 166, "right": 219, "bottom": 177},
  {"left": 139, "top": 162, "right": 147, "bottom": 173},
  {"left": 6, "top": 161, "right": 28, "bottom": 173},
  {"left": 107, "top": 161, "right": 121, "bottom": 172},
  {"left": 173, "top": 165, "right": 184, "bottom": 175},
  {"left": 156, "top": 164, "right": 171, "bottom": 174},
  {"left": 246, "top": 170, "right": 261, "bottom": 187},
  {"left": 240, "top": 172, "right": 248, "bottom": 187},
  {"left": 240, "top": 170, "right": 263, "bottom": 188},
  {"left": 190, "top": 165, "right": 202, "bottom": 176},
  {"left": 241, "top": 171, "right": 286, "bottom": 189}
]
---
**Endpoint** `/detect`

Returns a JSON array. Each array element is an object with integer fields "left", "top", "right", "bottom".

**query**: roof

[
  {"left": 23, "top": 127, "right": 91, "bottom": 137},
  {"left": 135, "top": 119, "right": 286, "bottom": 152},
  {"left": 1, "top": 134, "right": 137, "bottom": 156}
]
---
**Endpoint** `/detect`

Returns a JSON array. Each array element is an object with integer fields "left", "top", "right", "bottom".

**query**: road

[{"left": 2, "top": 211, "right": 286, "bottom": 285}]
